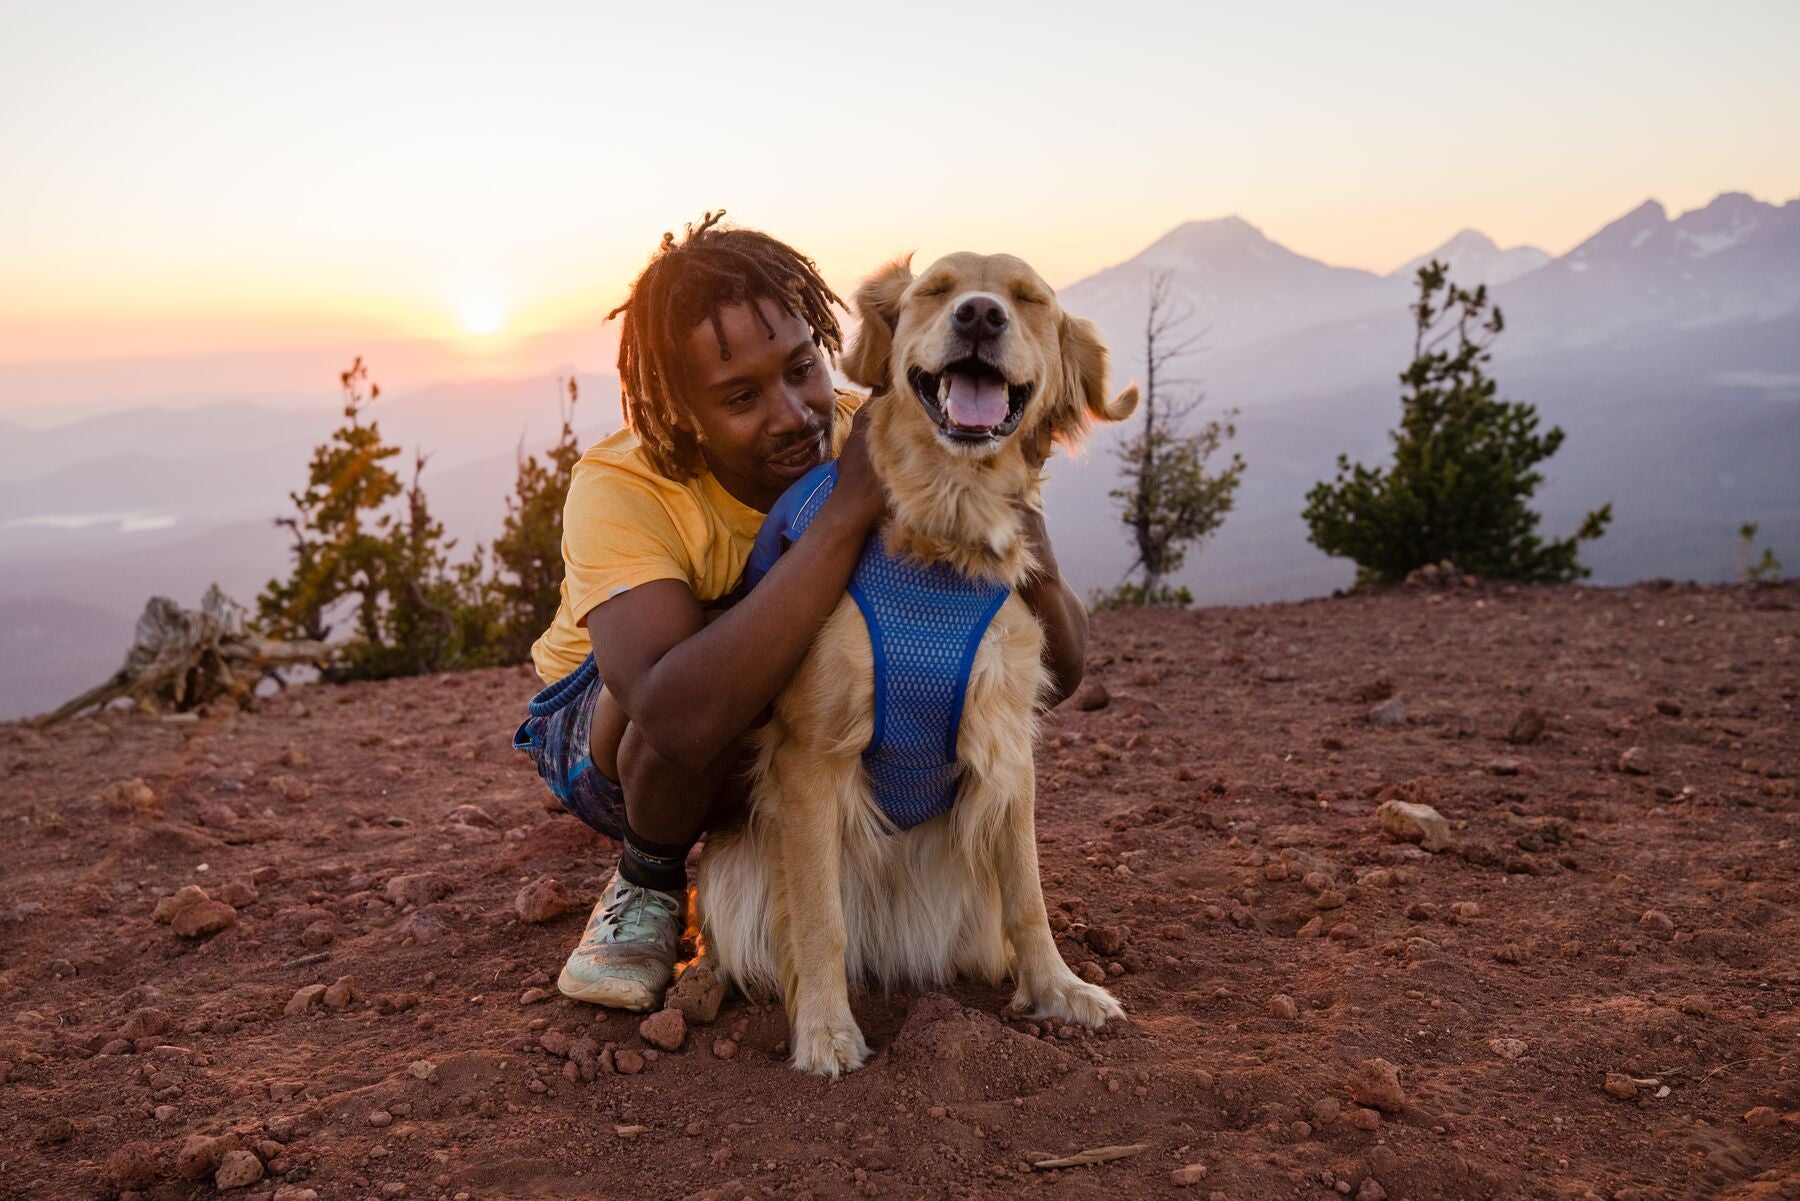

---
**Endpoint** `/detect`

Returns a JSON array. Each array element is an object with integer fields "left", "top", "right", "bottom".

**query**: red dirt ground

[{"left": 2, "top": 581, "right": 1796, "bottom": 1201}]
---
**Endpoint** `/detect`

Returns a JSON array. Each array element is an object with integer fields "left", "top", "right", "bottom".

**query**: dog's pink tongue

[{"left": 944, "top": 371, "right": 1008, "bottom": 430}]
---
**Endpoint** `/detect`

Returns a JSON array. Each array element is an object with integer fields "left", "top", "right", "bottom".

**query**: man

[{"left": 515, "top": 213, "right": 1090, "bottom": 1011}]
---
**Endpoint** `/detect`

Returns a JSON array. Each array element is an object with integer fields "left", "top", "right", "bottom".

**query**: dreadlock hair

[{"left": 607, "top": 211, "right": 845, "bottom": 481}]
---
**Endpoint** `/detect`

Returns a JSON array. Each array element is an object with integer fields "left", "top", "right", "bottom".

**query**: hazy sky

[{"left": 4, "top": 0, "right": 1798, "bottom": 366}]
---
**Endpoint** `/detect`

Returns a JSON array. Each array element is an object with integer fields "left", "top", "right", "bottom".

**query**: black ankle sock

[{"left": 619, "top": 826, "right": 691, "bottom": 895}]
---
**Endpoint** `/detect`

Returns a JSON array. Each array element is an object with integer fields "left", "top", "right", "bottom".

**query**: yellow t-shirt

[{"left": 530, "top": 390, "right": 862, "bottom": 683}]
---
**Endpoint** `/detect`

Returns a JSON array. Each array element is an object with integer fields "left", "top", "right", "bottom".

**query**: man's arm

[
  {"left": 587, "top": 405, "right": 884, "bottom": 774},
  {"left": 1016, "top": 504, "right": 1087, "bottom": 708}
]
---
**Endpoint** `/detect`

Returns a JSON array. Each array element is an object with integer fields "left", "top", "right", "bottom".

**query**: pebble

[
  {"left": 173, "top": 898, "right": 237, "bottom": 938},
  {"left": 1604, "top": 1073, "right": 1638, "bottom": 1099},
  {"left": 1505, "top": 707, "right": 1547, "bottom": 745},
  {"left": 368, "top": 1109, "right": 394, "bottom": 1127},
  {"left": 1315, "top": 890, "right": 1347, "bottom": 910},
  {"left": 1312, "top": 1097, "right": 1340, "bottom": 1126},
  {"left": 446, "top": 803, "right": 496, "bottom": 827},
  {"left": 519, "top": 988, "right": 552, "bottom": 1005},
  {"left": 1083, "top": 925, "right": 1127, "bottom": 956},
  {"left": 153, "top": 1104, "right": 177, "bottom": 1121},
  {"left": 120, "top": 1007, "right": 171, "bottom": 1040},
  {"left": 1345, "top": 1058, "right": 1406, "bottom": 1112},
  {"left": 216, "top": 880, "right": 259, "bottom": 907},
  {"left": 1744, "top": 1107, "right": 1777, "bottom": 1127},
  {"left": 1489, "top": 1038, "right": 1528, "bottom": 1060},
  {"left": 1350, "top": 1107, "right": 1381, "bottom": 1131},
  {"left": 1450, "top": 901, "right": 1479, "bottom": 923},
  {"left": 1638, "top": 910, "right": 1675, "bottom": 938},
  {"left": 1368, "top": 698, "right": 1407, "bottom": 727},
  {"left": 711, "top": 1038, "right": 738, "bottom": 1061},
  {"left": 1269, "top": 994, "right": 1298, "bottom": 1020},
  {"left": 1376, "top": 799, "right": 1452, "bottom": 852},
  {"left": 1076, "top": 962, "right": 1107, "bottom": 984},
  {"left": 1327, "top": 922, "right": 1361, "bottom": 941},
  {"left": 301, "top": 920, "right": 335, "bottom": 946},
  {"left": 640, "top": 1008, "right": 687, "bottom": 1051},
  {"left": 614, "top": 1048, "right": 646, "bottom": 1074},
  {"left": 273, "top": 1188, "right": 319, "bottom": 1201},
  {"left": 177, "top": 1133, "right": 232, "bottom": 1180},
  {"left": 1296, "top": 916, "right": 1323, "bottom": 939},
  {"left": 197, "top": 800, "right": 239, "bottom": 828},
  {"left": 214, "top": 1149, "right": 264, "bottom": 1190},
  {"left": 1171, "top": 1163, "right": 1208, "bottom": 1186},
  {"left": 514, "top": 876, "right": 575, "bottom": 924},
  {"left": 667, "top": 963, "right": 727, "bottom": 1024},
  {"left": 104, "top": 1141, "right": 159, "bottom": 1191},
  {"left": 268, "top": 774, "right": 312, "bottom": 802},
  {"left": 284, "top": 985, "right": 327, "bottom": 1016},
  {"left": 385, "top": 872, "right": 454, "bottom": 908},
  {"left": 1618, "top": 746, "right": 1653, "bottom": 775},
  {"left": 324, "top": 975, "right": 357, "bottom": 1008},
  {"left": 1356, "top": 1179, "right": 1388, "bottom": 1201}
]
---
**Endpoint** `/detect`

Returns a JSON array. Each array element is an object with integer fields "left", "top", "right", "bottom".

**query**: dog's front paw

[
  {"left": 1013, "top": 971, "right": 1125, "bottom": 1029},
  {"left": 789, "top": 1016, "right": 871, "bottom": 1078}
]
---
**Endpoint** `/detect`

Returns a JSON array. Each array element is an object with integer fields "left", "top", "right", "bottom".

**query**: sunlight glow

[{"left": 457, "top": 292, "right": 507, "bottom": 337}]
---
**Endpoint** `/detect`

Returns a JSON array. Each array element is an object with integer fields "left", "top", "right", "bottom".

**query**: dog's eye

[
  {"left": 1013, "top": 290, "right": 1047, "bottom": 306},
  {"left": 915, "top": 284, "right": 950, "bottom": 298}
]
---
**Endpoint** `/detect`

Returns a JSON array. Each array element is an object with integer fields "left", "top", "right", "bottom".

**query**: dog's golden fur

[{"left": 694, "top": 252, "right": 1139, "bottom": 1075}]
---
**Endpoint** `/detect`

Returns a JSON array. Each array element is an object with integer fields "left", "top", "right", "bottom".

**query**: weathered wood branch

[{"left": 35, "top": 585, "right": 333, "bottom": 727}]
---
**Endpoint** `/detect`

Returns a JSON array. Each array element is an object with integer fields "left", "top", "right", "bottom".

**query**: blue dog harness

[{"left": 746, "top": 462, "right": 1011, "bottom": 831}]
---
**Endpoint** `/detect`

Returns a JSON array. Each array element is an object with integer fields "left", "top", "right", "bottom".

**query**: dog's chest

[{"left": 747, "top": 463, "right": 1011, "bottom": 830}]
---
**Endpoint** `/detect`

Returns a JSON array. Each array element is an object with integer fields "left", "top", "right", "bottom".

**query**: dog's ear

[
  {"left": 1048, "top": 312, "right": 1139, "bottom": 444},
  {"left": 842, "top": 256, "right": 914, "bottom": 391}
]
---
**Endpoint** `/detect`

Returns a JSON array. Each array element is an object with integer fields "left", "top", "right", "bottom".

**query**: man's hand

[{"left": 830, "top": 393, "right": 887, "bottom": 529}]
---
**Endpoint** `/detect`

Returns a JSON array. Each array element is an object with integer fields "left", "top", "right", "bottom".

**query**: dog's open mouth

[{"left": 907, "top": 360, "right": 1033, "bottom": 443}]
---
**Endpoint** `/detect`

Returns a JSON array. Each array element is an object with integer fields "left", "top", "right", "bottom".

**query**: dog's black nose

[{"left": 951, "top": 294, "right": 1009, "bottom": 340}]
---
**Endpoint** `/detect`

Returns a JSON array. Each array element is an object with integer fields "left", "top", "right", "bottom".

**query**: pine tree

[
  {"left": 491, "top": 377, "right": 583, "bottom": 662},
  {"left": 1302, "top": 262, "right": 1611, "bottom": 586},
  {"left": 258, "top": 357, "right": 403, "bottom": 648},
  {"left": 259, "top": 358, "right": 503, "bottom": 679}
]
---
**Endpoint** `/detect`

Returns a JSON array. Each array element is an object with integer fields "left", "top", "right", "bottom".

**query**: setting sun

[{"left": 457, "top": 292, "right": 507, "bottom": 337}]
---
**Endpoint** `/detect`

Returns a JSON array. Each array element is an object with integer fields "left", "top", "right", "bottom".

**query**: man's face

[{"left": 676, "top": 298, "right": 837, "bottom": 512}]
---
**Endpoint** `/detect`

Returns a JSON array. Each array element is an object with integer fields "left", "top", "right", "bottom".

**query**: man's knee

[{"left": 617, "top": 724, "right": 751, "bottom": 817}]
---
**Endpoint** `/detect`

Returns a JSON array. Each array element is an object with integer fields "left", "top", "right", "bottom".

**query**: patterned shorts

[{"left": 512, "top": 653, "right": 627, "bottom": 841}]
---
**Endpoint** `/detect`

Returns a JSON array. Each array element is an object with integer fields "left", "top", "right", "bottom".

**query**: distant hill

[
  {"left": 1045, "top": 190, "right": 1800, "bottom": 608},
  {"left": 3, "top": 192, "right": 1796, "bottom": 719},
  {"left": 1389, "top": 229, "right": 1549, "bottom": 287}
]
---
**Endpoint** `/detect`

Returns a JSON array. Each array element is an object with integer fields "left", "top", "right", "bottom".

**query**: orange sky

[{"left": 4, "top": 2, "right": 1798, "bottom": 371}]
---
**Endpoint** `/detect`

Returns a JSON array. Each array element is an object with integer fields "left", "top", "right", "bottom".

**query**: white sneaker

[{"left": 556, "top": 871, "right": 683, "bottom": 1011}]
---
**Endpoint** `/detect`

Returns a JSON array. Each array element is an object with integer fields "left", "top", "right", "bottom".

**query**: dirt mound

[{"left": 2, "top": 582, "right": 1797, "bottom": 1199}]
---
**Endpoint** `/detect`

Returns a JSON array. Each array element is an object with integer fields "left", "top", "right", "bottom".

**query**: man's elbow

[{"left": 1043, "top": 653, "right": 1085, "bottom": 710}]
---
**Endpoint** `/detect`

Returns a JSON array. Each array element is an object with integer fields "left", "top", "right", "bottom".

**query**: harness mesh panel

[{"left": 748, "top": 463, "right": 1011, "bottom": 831}]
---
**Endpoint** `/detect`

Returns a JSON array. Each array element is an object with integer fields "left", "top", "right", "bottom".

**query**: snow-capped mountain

[
  {"left": 1498, "top": 192, "right": 1800, "bottom": 347},
  {"left": 1389, "top": 229, "right": 1550, "bottom": 287},
  {"left": 1059, "top": 216, "right": 1407, "bottom": 361}
]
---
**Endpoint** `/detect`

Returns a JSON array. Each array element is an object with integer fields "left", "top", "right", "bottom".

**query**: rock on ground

[
  {"left": 514, "top": 875, "right": 575, "bottom": 923},
  {"left": 1346, "top": 1058, "right": 1407, "bottom": 1112},
  {"left": 1376, "top": 798, "right": 1452, "bottom": 852}
]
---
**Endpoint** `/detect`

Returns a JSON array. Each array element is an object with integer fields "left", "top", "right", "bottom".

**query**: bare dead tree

[{"left": 1107, "top": 270, "right": 1244, "bottom": 604}]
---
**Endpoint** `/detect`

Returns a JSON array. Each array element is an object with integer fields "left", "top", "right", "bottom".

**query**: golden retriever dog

[{"left": 694, "top": 252, "right": 1139, "bottom": 1076}]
